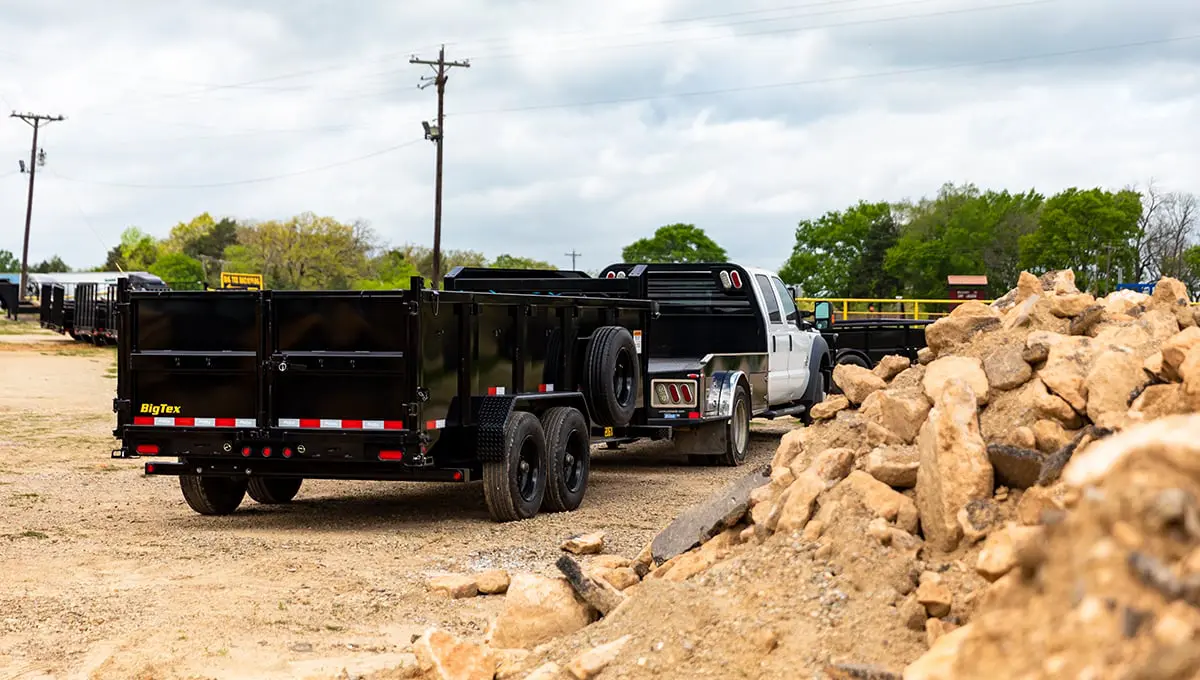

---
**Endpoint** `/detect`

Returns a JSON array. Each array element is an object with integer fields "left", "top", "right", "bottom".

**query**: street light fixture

[{"left": 422, "top": 121, "right": 440, "bottom": 141}]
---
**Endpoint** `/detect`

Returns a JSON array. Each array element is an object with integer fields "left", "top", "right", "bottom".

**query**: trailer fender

[
  {"left": 801, "top": 335, "right": 832, "bottom": 404},
  {"left": 706, "top": 370, "right": 751, "bottom": 420},
  {"left": 474, "top": 393, "right": 592, "bottom": 463},
  {"left": 834, "top": 348, "right": 872, "bottom": 369}
]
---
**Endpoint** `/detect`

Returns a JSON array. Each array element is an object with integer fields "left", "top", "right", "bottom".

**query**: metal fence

[{"left": 795, "top": 297, "right": 995, "bottom": 321}]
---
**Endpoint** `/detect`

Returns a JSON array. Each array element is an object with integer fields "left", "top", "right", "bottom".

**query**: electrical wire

[
  {"left": 38, "top": 169, "right": 115, "bottom": 255},
  {"left": 51, "top": 138, "right": 425, "bottom": 189},
  {"left": 451, "top": 33, "right": 1200, "bottom": 116}
]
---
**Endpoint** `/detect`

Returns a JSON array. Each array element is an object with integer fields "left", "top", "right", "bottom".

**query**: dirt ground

[{"left": 0, "top": 320, "right": 788, "bottom": 680}]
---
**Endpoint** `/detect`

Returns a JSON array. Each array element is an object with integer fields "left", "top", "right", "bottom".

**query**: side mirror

[
  {"left": 798, "top": 309, "right": 814, "bottom": 319},
  {"left": 813, "top": 301, "right": 833, "bottom": 330}
]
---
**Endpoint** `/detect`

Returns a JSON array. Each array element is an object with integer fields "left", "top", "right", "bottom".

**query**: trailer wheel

[
  {"left": 483, "top": 411, "right": 549, "bottom": 522},
  {"left": 716, "top": 383, "right": 751, "bottom": 466},
  {"left": 584, "top": 326, "right": 640, "bottom": 427},
  {"left": 179, "top": 475, "right": 247, "bottom": 515},
  {"left": 247, "top": 477, "right": 303, "bottom": 504},
  {"left": 540, "top": 407, "right": 590, "bottom": 512}
]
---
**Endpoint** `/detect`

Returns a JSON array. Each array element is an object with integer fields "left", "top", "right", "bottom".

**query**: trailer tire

[
  {"left": 717, "top": 383, "right": 751, "bottom": 467},
  {"left": 483, "top": 411, "right": 549, "bottom": 522},
  {"left": 247, "top": 477, "right": 303, "bottom": 504},
  {"left": 584, "top": 326, "right": 640, "bottom": 427},
  {"left": 540, "top": 407, "right": 590, "bottom": 512},
  {"left": 179, "top": 475, "right": 247, "bottom": 515}
]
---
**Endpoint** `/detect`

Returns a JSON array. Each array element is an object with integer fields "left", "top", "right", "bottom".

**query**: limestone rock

[
  {"left": 1162, "top": 326, "right": 1200, "bottom": 376},
  {"left": 567, "top": 635, "right": 631, "bottom": 679},
  {"left": 834, "top": 363, "right": 888, "bottom": 405},
  {"left": 916, "top": 575, "right": 953, "bottom": 618},
  {"left": 890, "top": 365, "right": 927, "bottom": 393},
  {"left": 1001, "top": 294, "right": 1039, "bottom": 331},
  {"left": 1101, "top": 289, "right": 1151, "bottom": 316},
  {"left": 1039, "top": 336, "right": 1097, "bottom": 413},
  {"left": 1062, "top": 414, "right": 1200, "bottom": 488},
  {"left": 414, "top": 628, "right": 497, "bottom": 680},
  {"left": 859, "top": 390, "right": 932, "bottom": 444},
  {"left": 866, "top": 445, "right": 920, "bottom": 488},
  {"left": 1144, "top": 351, "right": 1171, "bottom": 382},
  {"left": 957, "top": 498, "right": 1000, "bottom": 545},
  {"left": 844, "top": 470, "right": 920, "bottom": 534},
  {"left": 1153, "top": 276, "right": 1191, "bottom": 306},
  {"left": 903, "top": 622, "right": 976, "bottom": 680},
  {"left": 975, "top": 523, "right": 1045, "bottom": 582},
  {"left": 590, "top": 555, "right": 631, "bottom": 570},
  {"left": 562, "top": 532, "right": 606, "bottom": 555},
  {"left": 874, "top": 354, "right": 912, "bottom": 382},
  {"left": 1069, "top": 304, "right": 1104, "bottom": 336},
  {"left": 1040, "top": 269, "right": 1079, "bottom": 295},
  {"left": 1015, "top": 484, "right": 1067, "bottom": 525},
  {"left": 925, "top": 302, "right": 1001, "bottom": 354},
  {"left": 1085, "top": 348, "right": 1151, "bottom": 423},
  {"left": 592, "top": 566, "right": 640, "bottom": 591},
  {"left": 916, "top": 379, "right": 994, "bottom": 552},
  {"left": 524, "top": 662, "right": 565, "bottom": 680},
  {"left": 428, "top": 574, "right": 479, "bottom": 599},
  {"left": 917, "top": 347, "right": 935, "bottom": 365},
  {"left": 899, "top": 594, "right": 929, "bottom": 631},
  {"left": 1007, "top": 426, "right": 1036, "bottom": 450},
  {"left": 923, "top": 356, "right": 990, "bottom": 406},
  {"left": 983, "top": 345, "right": 1033, "bottom": 391},
  {"left": 1130, "top": 383, "right": 1186, "bottom": 420},
  {"left": 1030, "top": 378, "right": 1082, "bottom": 427},
  {"left": 802, "top": 447, "right": 856, "bottom": 486},
  {"left": 487, "top": 574, "right": 597, "bottom": 649},
  {"left": 771, "top": 428, "right": 810, "bottom": 469},
  {"left": 774, "top": 473, "right": 826, "bottom": 534},
  {"left": 1032, "top": 419, "right": 1070, "bottom": 455},
  {"left": 476, "top": 569, "right": 511, "bottom": 595},
  {"left": 810, "top": 394, "right": 851, "bottom": 420},
  {"left": 1050, "top": 292, "right": 1096, "bottom": 318}
]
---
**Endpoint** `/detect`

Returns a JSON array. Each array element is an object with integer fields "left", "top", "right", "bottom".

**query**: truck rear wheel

[
  {"left": 540, "top": 407, "right": 590, "bottom": 512},
  {"left": 584, "top": 326, "right": 640, "bottom": 427},
  {"left": 179, "top": 475, "right": 247, "bottom": 515},
  {"left": 247, "top": 477, "right": 303, "bottom": 504},
  {"left": 483, "top": 411, "right": 549, "bottom": 522},
  {"left": 717, "top": 384, "right": 750, "bottom": 466}
]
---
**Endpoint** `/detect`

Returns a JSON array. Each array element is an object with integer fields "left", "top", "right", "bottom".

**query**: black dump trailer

[
  {"left": 73, "top": 282, "right": 115, "bottom": 345},
  {"left": 0, "top": 281, "right": 18, "bottom": 321},
  {"left": 111, "top": 276, "right": 663, "bottom": 522},
  {"left": 808, "top": 301, "right": 932, "bottom": 368},
  {"left": 39, "top": 283, "right": 75, "bottom": 336}
]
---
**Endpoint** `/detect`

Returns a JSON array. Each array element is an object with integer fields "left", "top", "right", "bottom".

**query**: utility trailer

[
  {"left": 76, "top": 275, "right": 170, "bottom": 345},
  {"left": 111, "top": 275, "right": 664, "bottom": 522},
  {"left": 38, "top": 283, "right": 75, "bottom": 337},
  {"left": 445, "top": 262, "right": 833, "bottom": 464},
  {"left": 808, "top": 301, "right": 932, "bottom": 369}
]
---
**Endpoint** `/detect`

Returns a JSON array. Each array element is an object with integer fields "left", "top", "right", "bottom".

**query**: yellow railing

[{"left": 795, "top": 297, "right": 995, "bottom": 321}]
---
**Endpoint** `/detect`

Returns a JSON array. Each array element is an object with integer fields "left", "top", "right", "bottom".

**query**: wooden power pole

[
  {"left": 10, "top": 112, "right": 65, "bottom": 300},
  {"left": 410, "top": 46, "right": 470, "bottom": 290},
  {"left": 565, "top": 249, "right": 581, "bottom": 270}
]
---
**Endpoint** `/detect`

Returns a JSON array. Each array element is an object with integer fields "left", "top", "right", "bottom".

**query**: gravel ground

[{"left": 0, "top": 328, "right": 790, "bottom": 679}]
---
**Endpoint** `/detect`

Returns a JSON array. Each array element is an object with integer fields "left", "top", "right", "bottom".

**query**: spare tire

[{"left": 584, "top": 326, "right": 640, "bottom": 427}]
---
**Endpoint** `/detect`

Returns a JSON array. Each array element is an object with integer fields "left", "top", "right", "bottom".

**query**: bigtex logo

[{"left": 140, "top": 403, "right": 182, "bottom": 416}]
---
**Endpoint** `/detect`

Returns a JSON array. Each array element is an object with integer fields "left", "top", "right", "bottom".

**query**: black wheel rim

[
  {"left": 562, "top": 427, "right": 588, "bottom": 493},
  {"left": 516, "top": 435, "right": 541, "bottom": 502},
  {"left": 612, "top": 347, "right": 635, "bottom": 406}
]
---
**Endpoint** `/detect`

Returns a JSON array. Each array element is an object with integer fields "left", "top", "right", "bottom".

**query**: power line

[
  {"left": 52, "top": 138, "right": 424, "bottom": 189},
  {"left": 410, "top": 45, "right": 471, "bottom": 291},
  {"left": 565, "top": 250, "right": 582, "bottom": 269},
  {"left": 451, "top": 33, "right": 1200, "bottom": 117}
]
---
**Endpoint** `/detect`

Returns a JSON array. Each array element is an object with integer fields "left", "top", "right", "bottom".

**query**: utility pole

[
  {"left": 411, "top": 45, "right": 470, "bottom": 290},
  {"left": 10, "top": 111, "right": 65, "bottom": 300},
  {"left": 565, "top": 249, "right": 581, "bottom": 270}
]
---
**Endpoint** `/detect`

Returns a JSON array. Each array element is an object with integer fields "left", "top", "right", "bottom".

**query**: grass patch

[{"left": 3, "top": 530, "right": 49, "bottom": 540}]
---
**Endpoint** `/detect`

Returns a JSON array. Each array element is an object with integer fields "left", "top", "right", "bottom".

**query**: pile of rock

[{"left": 394, "top": 270, "right": 1200, "bottom": 680}]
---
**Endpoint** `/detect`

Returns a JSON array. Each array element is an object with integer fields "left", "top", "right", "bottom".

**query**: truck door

[
  {"left": 770, "top": 275, "right": 813, "bottom": 400},
  {"left": 753, "top": 273, "right": 794, "bottom": 406}
]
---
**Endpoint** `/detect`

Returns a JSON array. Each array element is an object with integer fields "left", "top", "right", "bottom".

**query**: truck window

[
  {"left": 755, "top": 274, "right": 782, "bottom": 323},
  {"left": 771, "top": 277, "right": 799, "bottom": 322}
]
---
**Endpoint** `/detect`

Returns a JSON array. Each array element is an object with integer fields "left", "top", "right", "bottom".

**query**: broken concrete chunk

[
  {"left": 556, "top": 555, "right": 626, "bottom": 616},
  {"left": 650, "top": 464, "right": 769, "bottom": 564}
]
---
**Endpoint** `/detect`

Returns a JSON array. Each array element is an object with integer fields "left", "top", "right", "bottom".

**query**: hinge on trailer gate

[
  {"left": 406, "top": 301, "right": 420, "bottom": 316},
  {"left": 112, "top": 398, "right": 130, "bottom": 415}
]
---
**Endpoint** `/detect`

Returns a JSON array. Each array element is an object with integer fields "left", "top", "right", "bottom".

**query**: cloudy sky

[{"left": 2, "top": 0, "right": 1198, "bottom": 274}]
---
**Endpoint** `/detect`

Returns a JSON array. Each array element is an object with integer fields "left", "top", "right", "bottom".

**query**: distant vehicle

[{"left": 805, "top": 298, "right": 931, "bottom": 369}]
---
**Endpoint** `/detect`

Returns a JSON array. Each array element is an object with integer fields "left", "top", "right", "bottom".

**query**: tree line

[{"left": 5, "top": 179, "right": 1196, "bottom": 297}]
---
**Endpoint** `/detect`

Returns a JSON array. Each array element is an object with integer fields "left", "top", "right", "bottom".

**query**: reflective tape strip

[
  {"left": 132, "top": 417, "right": 255, "bottom": 428},
  {"left": 538, "top": 383, "right": 554, "bottom": 392},
  {"left": 277, "top": 418, "right": 405, "bottom": 430},
  {"left": 487, "top": 386, "right": 507, "bottom": 396},
  {"left": 425, "top": 419, "right": 446, "bottom": 430}
]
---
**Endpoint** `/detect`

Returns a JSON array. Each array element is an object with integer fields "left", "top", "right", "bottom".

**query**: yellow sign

[
  {"left": 220, "top": 272, "right": 264, "bottom": 290},
  {"left": 603, "top": 427, "right": 614, "bottom": 437},
  {"left": 140, "top": 403, "right": 181, "bottom": 416}
]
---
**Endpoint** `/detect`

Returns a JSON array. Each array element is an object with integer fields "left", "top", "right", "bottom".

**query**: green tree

[
  {"left": 396, "top": 244, "right": 488, "bottom": 283},
  {"left": 779, "top": 201, "right": 896, "bottom": 296},
  {"left": 148, "top": 252, "right": 206, "bottom": 290},
  {"left": 0, "top": 250, "right": 18, "bottom": 272},
  {"left": 490, "top": 254, "right": 557, "bottom": 270},
  {"left": 105, "top": 226, "right": 160, "bottom": 272},
  {"left": 223, "top": 212, "right": 377, "bottom": 290},
  {"left": 1182, "top": 245, "right": 1200, "bottom": 299},
  {"left": 161, "top": 213, "right": 240, "bottom": 285},
  {"left": 1018, "top": 187, "right": 1142, "bottom": 295},
  {"left": 31, "top": 255, "right": 69, "bottom": 273},
  {"left": 352, "top": 249, "right": 422, "bottom": 290},
  {"left": 621, "top": 224, "right": 727, "bottom": 264}
]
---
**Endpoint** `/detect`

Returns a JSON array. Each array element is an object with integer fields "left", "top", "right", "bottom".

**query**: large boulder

[
  {"left": 414, "top": 628, "right": 497, "bottom": 680},
  {"left": 1038, "top": 336, "right": 1097, "bottom": 413},
  {"left": 858, "top": 389, "right": 932, "bottom": 444},
  {"left": 916, "top": 379, "right": 995, "bottom": 552},
  {"left": 982, "top": 345, "right": 1032, "bottom": 391},
  {"left": 925, "top": 302, "right": 1001, "bottom": 355},
  {"left": 1083, "top": 348, "right": 1151, "bottom": 423},
  {"left": 923, "top": 356, "right": 990, "bottom": 406},
  {"left": 487, "top": 574, "right": 597, "bottom": 649},
  {"left": 833, "top": 363, "right": 887, "bottom": 405}
]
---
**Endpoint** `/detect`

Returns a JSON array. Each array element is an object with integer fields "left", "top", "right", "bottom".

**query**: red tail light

[
  {"left": 282, "top": 447, "right": 293, "bottom": 458},
  {"left": 668, "top": 384, "right": 680, "bottom": 403},
  {"left": 379, "top": 450, "right": 404, "bottom": 461},
  {"left": 135, "top": 444, "right": 159, "bottom": 455},
  {"left": 729, "top": 271, "right": 743, "bottom": 289},
  {"left": 680, "top": 384, "right": 693, "bottom": 402},
  {"left": 452, "top": 471, "right": 463, "bottom": 481},
  {"left": 262, "top": 446, "right": 272, "bottom": 458},
  {"left": 241, "top": 446, "right": 252, "bottom": 457}
]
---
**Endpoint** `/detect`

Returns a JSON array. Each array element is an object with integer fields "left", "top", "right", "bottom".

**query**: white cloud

[{"left": 1, "top": 0, "right": 1198, "bottom": 276}]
